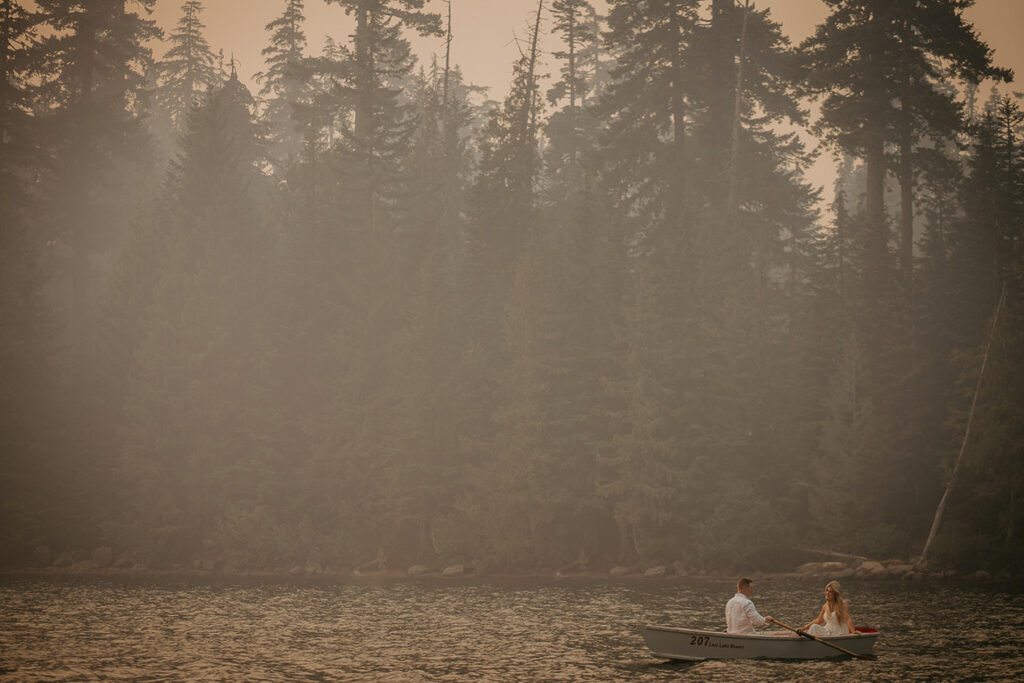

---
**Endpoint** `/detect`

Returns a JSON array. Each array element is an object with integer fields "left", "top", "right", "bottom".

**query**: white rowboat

[{"left": 640, "top": 625, "right": 879, "bottom": 660}]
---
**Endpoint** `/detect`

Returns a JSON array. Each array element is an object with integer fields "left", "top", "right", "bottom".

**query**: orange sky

[{"left": 158, "top": 0, "right": 1022, "bottom": 98}]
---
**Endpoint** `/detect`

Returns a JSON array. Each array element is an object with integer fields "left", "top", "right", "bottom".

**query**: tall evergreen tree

[
  {"left": 117, "top": 72, "right": 275, "bottom": 568},
  {"left": 801, "top": 0, "right": 1009, "bottom": 278},
  {"left": 16, "top": 0, "right": 164, "bottom": 559},
  {"left": 462, "top": 2, "right": 545, "bottom": 348},
  {"left": 593, "top": 0, "right": 818, "bottom": 567},
  {"left": 545, "top": 0, "right": 602, "bottom": 189},
  {"left": 154, "top": 1, "right": 222, "bottom": 144},
  {"left": 593, "top": 0, "right": 705, "bottom": 563},
  {"left": 255, "top": 0, "right": 309, "bottom": 170},
  {"left": 0, "top": 0, "right": 41, "bottom": 214},
  {"left": 322, "top": 0, "right": 441, "bottom": 230},
  {"left": 597, "top": 0, "right": 700, "bottom": 230},
  {"left": 0, "top": 2, "right": 63, "bottom": 564},
  {"left": 34, "top": 0, "right": 162, "bottom": 345}
]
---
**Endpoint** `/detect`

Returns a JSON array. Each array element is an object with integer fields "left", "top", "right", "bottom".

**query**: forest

[{"left": 1, "top": 0, "right": 1022, "bottom": 577}]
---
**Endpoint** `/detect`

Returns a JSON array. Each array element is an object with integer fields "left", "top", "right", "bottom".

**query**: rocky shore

[{"left": 6, "top": 546, "right": 1009, "bottom": 582}]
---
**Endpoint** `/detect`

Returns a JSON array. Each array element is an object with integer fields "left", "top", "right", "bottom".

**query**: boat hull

[{"left": 640, "top": 625, "right": 878, "bottom": 661}]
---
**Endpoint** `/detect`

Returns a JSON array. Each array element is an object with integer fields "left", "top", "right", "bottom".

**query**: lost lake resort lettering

[{"left": 688, "top": 635, "right": 744, "bottom": 650}]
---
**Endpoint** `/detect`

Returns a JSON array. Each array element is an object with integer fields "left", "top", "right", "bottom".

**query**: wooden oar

[{"left": 767, "top": 617, "right": 874, "bottom": 660}]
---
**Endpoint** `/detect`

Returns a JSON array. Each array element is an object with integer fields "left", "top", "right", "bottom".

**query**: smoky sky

[{"left": 157, "top": 0, "right": 1024, "bottom": 97}]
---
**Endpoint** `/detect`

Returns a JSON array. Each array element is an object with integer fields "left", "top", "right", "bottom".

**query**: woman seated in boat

[{"left": 801, "top": 580, "right": 855, "bottom": 636}]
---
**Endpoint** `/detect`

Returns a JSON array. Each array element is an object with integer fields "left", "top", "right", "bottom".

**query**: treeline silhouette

[{"left": 2, "top": 0, "right": 1022, "bottom": 576}]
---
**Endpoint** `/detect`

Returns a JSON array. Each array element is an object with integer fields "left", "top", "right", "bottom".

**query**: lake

[{"left": 1, "top": 575, "right": 1021, "bottom": 681}]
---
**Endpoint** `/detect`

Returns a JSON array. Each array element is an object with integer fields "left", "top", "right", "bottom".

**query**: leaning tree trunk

[{"left": 917, "top": 284, "right": 1007, "bottom": 567}]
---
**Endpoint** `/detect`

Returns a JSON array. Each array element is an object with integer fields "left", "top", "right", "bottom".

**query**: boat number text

[{"left": 690, "top": 636, "right": 712, "bottom": 647}]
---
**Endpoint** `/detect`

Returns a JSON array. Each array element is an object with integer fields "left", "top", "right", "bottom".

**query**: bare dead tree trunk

[
  {"left": 526, "top": 0, "right": 543, "bottom": 137},
  {"left": 354, "top": 5, "right": 376, "bottom": 230},
  {"left": 441, "top": 0, "right": 452, "bottom": 128},
  {"left": 897, "top": 30, "right": 914, "bottom": 276},
  {"left": 521, "top": 0, "right": 543, "bottom": 186},
  {"left": 667, "top": 9, "right": 686, "bottom": 226},
  {"left": 726, "top": 0, "right": 750, "bottom": 213},
  {"left": 918, "top": 284, "right": 1007, "bottom": 567}
]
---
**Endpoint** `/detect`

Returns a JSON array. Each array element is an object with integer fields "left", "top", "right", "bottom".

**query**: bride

[{"left": 802, "top": 580, "right": 855, "bottom": 636}]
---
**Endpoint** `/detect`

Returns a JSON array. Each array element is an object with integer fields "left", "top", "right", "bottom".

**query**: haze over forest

[{"left": 2, "top": 0, "right": 1023, "bottom": 578}]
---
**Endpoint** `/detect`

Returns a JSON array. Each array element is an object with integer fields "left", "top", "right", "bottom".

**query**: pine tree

[
  {"left": 813, "top": 332, "right": 900, "bottom": 554},
  {"left": 14, "top": 0, "right": 164, "bottom": 559},
  {"left": 462, "top": 2, "right": 545, "bottom": 349},
  {"left": 798, "top": 4, "right": 1013, "bottom": 545},
  {"left": 117, "top": 73, "right": 275, "bottom": 567},
  {"left": 0, "top": 2, "right": 62, "bottom": 560},
  {"left": 346, "top": 60, "right": 488, "bottom": 568},
  {"left": 0, "top": 0, "right": 42, "bottom": 215},
  {"left": 802, "top": 0, "right": 1009, "bottom": 279},
  {"left": 255, "top": 0, "right": 309, "bottom": 170},
  {"left": 592, "top": 0, "right": 820, "bottom": 567},
  {"left": 322, "top": 0, "right": 441, "bottom": 230},
  {"left": 597, "top": 0, "right": 700, "bottom": 230},
  {"left": 34, "top": 0, "right": 162, "bottom": 346},
  {"left": 548, "top": 0, "right": 603, "bottom": 109},
  {"left": 545, "top": 0, "right": 602, "bottom": 193},
  {"left": 926, "top": 97, "right": 1024, "bottom": 570},
  {"left": 154, "top": 1, "right": 222, "bottom": 143}
]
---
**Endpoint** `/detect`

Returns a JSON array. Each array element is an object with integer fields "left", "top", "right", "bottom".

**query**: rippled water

[{"left": 1, "top": 575, "right": 1021, "bottom": 681}]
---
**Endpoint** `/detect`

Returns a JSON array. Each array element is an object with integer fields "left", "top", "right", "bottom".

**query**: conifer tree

[
  {"left": 597, "top": 0, "right": 700, "bottom": 230},
  {"left": 799, "top": 5, "right": 1010, "bottom": 534},
  {"left": 593, "top": 0, "right": 820, "bottom": 565},
  {"left": 34, "top": 0, "right": 161, "bottom": 345},
  {"left": 382, "top": 62, "right": 481, "bottom": 565},
  {"left": 462, "top": 3, "right": 545, "bottom": 347},
  {"left": 802, "top": 0, "right": 1009, "bottom": 278},
  {"left": 548, "top": 0, "right": 598, "bottom": 110},
  {"left": 255, "top": 0, "right": 309, "bottom": 170},
  {"left": 117, "top": 71, "right": 280, "bottom": 567},
  {"left": 813, "top": 332, "right": 899, "bottom": 553},
  {"left": 322, "top": 0, "right": 441, "bottom": 230},
  {"left": 0, "top": 2, "right": 64, "bottom": 562},
  {"left": 154, "top": 1, "right": 222, "bottom": 142},
  {"left": 545, "top": 0, "right": 602, "bottom": 189},
  {"left": 0, "top": 0, "right": 41, "bottom": 214},
  {"left": 18, "top": 0, "right": 163, "bottom": 556},
  {"left": 913, "top": 94, "right": 1024, "bottom": 571}
]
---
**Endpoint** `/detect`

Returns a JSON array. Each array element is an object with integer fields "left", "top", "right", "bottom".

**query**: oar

[{"left": 767, "top": 617, "right": 874, "bottom": 660}]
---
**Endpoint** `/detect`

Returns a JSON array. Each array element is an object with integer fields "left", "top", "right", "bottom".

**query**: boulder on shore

[
  {"left": 858, "top": 561, "right": 887, "bottom": 577},
  {"left": 885, "top": 563, "right": 915, "bottom": 577},
  {"left": 609, "top": 566, "right": 631, "bottom": 578},
  {"left": 797, "top": 561, "right": 847, "bottom": 575},
  {"left": 643, "top": 565, "right": 666, "bottom": 577},
  {"left": 442, "top": 564, "right": 464, "bottom": 577}
]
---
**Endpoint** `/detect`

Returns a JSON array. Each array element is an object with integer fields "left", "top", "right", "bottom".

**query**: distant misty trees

[{"left": 1, "top": 0, "right": 1022, "bottom": 577}]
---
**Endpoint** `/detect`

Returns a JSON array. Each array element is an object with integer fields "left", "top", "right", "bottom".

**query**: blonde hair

[{"left": 824, "top": 580, "right": 848, "bottom": 622}]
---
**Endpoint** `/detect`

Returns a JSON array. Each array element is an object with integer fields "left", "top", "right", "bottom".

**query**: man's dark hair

[{"left": 737, "top": 577, "right": 753, "bottom": 592}]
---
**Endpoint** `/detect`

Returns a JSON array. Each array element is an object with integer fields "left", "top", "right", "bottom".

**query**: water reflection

[{"left": 0, "top": 577, "right": 1021, "bottom": 681}]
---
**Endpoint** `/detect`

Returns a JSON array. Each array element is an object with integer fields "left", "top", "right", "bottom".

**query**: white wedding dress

[{"left": 806, "top": 608, "right": 850, "bottom": 636}]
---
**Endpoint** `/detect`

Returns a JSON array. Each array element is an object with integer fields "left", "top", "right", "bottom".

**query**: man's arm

[{"left": 743, "top": 599, "right": 766, "bottom": 627}]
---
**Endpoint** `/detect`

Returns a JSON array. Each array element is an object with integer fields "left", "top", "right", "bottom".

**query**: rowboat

[{"left": 639, "top": 624, "right": 879, "bottom": 660}]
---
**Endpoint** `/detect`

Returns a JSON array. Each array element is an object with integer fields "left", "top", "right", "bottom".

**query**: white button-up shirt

[{"left": 725, "top": 592, "right": 766, "bottom": 633}]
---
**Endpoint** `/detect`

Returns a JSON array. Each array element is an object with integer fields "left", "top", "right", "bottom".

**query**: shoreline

[{"left": 2, "top": 565, "right": 1011, "bottom": 584}]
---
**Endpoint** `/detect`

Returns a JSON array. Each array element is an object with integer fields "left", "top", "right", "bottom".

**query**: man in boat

[{"left": 725, "top": 577, "right": 773, "bottom": 633}]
